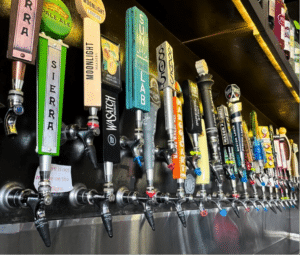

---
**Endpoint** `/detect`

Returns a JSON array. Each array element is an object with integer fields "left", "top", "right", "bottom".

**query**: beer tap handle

[
  {"left": 182, "top": 80, "right": 203, "bottom": 177},
  {"left": 143, "top": 77, "right": 160, "bottom": 192},
  {"left": 156, "top": 41, "right": 176, "bottom": 153},
  {"left": 6, "top": 0, "right": 44, "bottom": 135},
  {"left": 26, "top": 195, "right": 51, "bottom": 247},
  {"left": 195, "top": 60, "right": 224, "bottom": 182}
]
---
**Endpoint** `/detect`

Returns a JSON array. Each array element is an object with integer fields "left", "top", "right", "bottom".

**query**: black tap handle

[
  {"left": 182, "top": 80, "right": 202, "bottom": 134},
  {"left": 85, "top": 144, "right": 99, "bottom": 169},
  {"left": 26, "top": 196, "right": 51, "bottom": 247},
  {"left": 197, "top": 74, "right": 216, "bottom": 130},
  {"left": 197, "top": 74, "right": 223, "bottom": 174}
]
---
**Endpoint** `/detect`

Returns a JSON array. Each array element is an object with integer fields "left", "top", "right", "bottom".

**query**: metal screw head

[
  {"left": 108, "top": 194, "right": 115, "bottom": 202},
  {"left": 44, "top": 194, "right": 53, "bottom": 205}
]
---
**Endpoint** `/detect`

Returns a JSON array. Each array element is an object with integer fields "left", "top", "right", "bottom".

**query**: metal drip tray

[{"left": 0, "top": 207, "right": 298, "bottom": 254}]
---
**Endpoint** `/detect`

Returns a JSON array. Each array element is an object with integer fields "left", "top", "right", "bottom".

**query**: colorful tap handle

[
  {"left": 100, "top": 37, "right": 122, "bottom": 165},
  {"left": 143, "top": 77, "right": 161, "bottom": 187},
  {"left": 5, "top": 0, "right": 44, "bottom": 135},
  {"left": 37, "top": 0, "right": 72, "bottom": 156},
  {"left": 156, "top": 41, "right": 176, "bottom": 152},
  {"left": 225, "top": 84, "right": 246, "bottom": 172},
  {"left": 75, "top": 0, "right": 106, "bottom": 109},
  {"left": 242, "top": 121, "right": 254, "bottom": 164},
  {"left": 280, "top": 138, "right": 288, "bottom": 179},
  {"left": 279, "top": 128, "right": 292, "bottom": 173},
  {"left": 172, "top": 82, "right": 186, "bottom": 179},
  {"left": 126, "top": 7, "right": 150, "bottom": 112},
  {"left": 182, "top": 80, "right": 203, "bottom": 178},
  {"left": 7, "top": 0, "right": 44, "bottom": 64},
  {"left": 269, "top": 125, "right": 278, "bottom": 171},
  {"left": 35, "top": 0, "right": 72, "bottom": 247},
  {"left": 273, "top": 135, "right": 284, "bottom": 179},
  {"left": 258, "top": 126, "right": 275, "bottom": 169},
  {"left": 217, "top": 105, "right": 237, "bottom": 172},
  {"left": 250, "top": 111, "right": 265, "bottom": 170},
  {"left": 290, "top": 140, "right": 299, "bottom": 178},
  {"left": 195, "top": 60, "right": 223, "bottom": 182},
  {"left": 196, "top": 118, "right": 210, "bottom": 185}
]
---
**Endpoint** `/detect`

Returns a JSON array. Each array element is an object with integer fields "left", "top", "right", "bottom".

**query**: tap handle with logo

[
  {"left": 225, "top": 84, "right": 247, "bottom": 183},
  {"left": 36, "top": 0, "right": 73, "bottom": 230},
  {"left": 100, "top": 36, "right": 122, "bottom": 167},
  {"left": 195, "top": 60, "right": 223, "bottom": 183},
  {"left": 75, "top": 0, "right": 106, "bottom": 110},
  {"left": 172, "top": 82, "right": 186, "bottom": 180},
  {"left": 156, "top": 41, "right": 176, "bottom": 153},
  {"left": 143, "top": 77, "right": 161, "bottom": 191},
  {"left": 5, "top": 0, "right": 44, "bottom": 136},
  {"left": 125, "top": 7, "right": 150, "bottom": 112},
  {"left": 182, "top": 80, "right": 202, "bottom": 177},
  {"left": 217, "top": 105, "right": 237, "bottom": 180}
]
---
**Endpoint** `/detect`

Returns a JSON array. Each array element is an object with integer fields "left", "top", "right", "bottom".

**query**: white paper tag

[{"left": 34, "top": 164, "right": 73, "bottom": 193}]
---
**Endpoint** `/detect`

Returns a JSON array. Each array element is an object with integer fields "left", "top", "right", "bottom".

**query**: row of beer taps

[{"left": 1, "top": 1, "right": 298, "bottom": 248}]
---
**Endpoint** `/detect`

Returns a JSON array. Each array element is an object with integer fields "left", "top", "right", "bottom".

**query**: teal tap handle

[{"left": 125, "top": 7, "right": 150, "bottom": 112}]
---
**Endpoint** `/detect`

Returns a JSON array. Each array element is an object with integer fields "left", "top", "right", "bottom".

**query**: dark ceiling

[{"left": 137, "top": 0, "right": 299, "bottom": 132}]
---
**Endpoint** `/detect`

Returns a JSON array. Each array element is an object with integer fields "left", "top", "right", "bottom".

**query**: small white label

[{"left": 34, "top": 164, "right": 73, "bottom": 193}]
